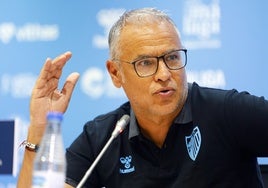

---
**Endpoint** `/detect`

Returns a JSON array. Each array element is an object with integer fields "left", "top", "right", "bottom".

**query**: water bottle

[{"left": 31, "top": 111, "right": 66, "bottom": 188}]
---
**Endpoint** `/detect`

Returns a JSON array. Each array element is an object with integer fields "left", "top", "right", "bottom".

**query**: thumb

[{"left": 61, "top": 72, "right": 80, "bottom": 101}]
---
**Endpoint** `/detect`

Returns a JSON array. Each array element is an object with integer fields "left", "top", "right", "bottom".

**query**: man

[{"left": 17, "top": 7, "right": 268, "bottom": 188}]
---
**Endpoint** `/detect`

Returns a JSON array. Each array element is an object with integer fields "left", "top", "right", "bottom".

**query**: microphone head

[
  {"left": 112, "top": 114, "right": 130, "bottom": 137},
  {"left": 120, "top": 114, "right": 130, "bottom": 126}
]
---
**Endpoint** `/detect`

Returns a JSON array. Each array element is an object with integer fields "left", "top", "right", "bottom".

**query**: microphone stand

[{"left": 76, "top": 115, "right": 130, "bottom": 188}]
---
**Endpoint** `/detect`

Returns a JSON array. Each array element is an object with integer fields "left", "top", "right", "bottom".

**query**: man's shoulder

[
  {"left": 93, "top": 101, "right": 131, "bottom": 123},
  {"left": 191, "top": 82, "right": 236, "bottom": 100},
  {"left": 83, "top": 101, "right": 131, "bottom": 133}
]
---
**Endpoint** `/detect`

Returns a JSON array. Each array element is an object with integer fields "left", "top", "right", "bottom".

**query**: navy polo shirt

[
  {"left": 66, "top": 85, "right": 193, "bottom": 188},
  {"left": 66, "top": 82, "right": 268, "bottom": 188}
]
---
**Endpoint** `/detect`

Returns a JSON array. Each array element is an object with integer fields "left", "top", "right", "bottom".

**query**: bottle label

[{"left": 32, "top": 170, "right": 65, "bottom": 188}]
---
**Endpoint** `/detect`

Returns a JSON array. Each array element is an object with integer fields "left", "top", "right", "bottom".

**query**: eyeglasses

[{"left": 117, "top": 49, "right": 187, "bottom": 77}]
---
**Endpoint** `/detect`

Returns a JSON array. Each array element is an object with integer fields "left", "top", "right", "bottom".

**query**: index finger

[{"left": 36, "top": 51, "right": 72, "bottom": 87}]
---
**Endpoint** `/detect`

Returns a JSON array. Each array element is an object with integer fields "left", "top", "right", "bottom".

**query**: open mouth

[
  {"left": 160, "top": 89, "right": 170, "bottom": 93},
  {"left": 155, "top": 88, "right": 174, "bottom": 96}
]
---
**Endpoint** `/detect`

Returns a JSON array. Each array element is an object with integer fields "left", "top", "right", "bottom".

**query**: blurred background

[{"left": 0, "top": 0, "right": 267, "bottom": 186}]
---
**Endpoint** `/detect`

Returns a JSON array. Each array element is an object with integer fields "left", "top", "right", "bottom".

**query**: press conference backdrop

[{"left": 0, "top": 0, "right": 268, "bottom": 186}]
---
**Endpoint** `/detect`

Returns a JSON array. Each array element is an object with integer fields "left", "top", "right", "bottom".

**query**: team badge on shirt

[{"left": 185, "top": 126, "right": 201, "bottom": 161}]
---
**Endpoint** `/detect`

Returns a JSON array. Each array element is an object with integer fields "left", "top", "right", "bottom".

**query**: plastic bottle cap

[{"left": 46, "top": 111, "right": 63, "bottom": 121}]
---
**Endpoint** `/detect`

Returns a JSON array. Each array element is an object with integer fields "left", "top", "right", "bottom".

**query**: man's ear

[{"left": 106, "top": 60, "right": 122, "bottom": 88}]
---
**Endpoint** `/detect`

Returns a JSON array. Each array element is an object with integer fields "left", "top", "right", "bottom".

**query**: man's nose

[{"left": 154, "top": 58, "right": 171, "bottom": 81}]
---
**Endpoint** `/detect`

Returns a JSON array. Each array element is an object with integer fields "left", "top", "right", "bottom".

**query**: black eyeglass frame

[{"left": 114, "top": 49, "right": 187, "bottom": 77}]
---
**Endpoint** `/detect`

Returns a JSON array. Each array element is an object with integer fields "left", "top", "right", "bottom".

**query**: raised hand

[
  {"left": 17, "top": 51, "right": 80, "bottom": 188},
  {"left": 29, "top": 51, "right": 80, "bottom": 142}
]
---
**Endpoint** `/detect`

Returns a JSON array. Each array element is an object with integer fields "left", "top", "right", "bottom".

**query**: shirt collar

[
  {"left": 128, "top": 109, "right": 139, "bottom": 139},
  {"left": 174, "top": 84, "right": 192, "bottom": 124},
  {"left": 128, "top": 83, "right": 192, "bottom": 139}
]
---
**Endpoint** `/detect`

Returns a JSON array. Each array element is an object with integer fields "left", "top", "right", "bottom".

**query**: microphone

[{"left": 76, "top": 114, "right": 130, "bottom": 188}]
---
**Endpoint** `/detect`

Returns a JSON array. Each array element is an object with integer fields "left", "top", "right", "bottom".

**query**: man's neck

[{"left": 137, "top": 113, "right": 177, "bottom": 148}]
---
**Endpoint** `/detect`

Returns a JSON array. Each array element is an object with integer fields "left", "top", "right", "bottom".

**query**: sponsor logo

[
  {"left": 119, "top": 155, "right": 135, "bottom": 174},
  {"left": 182, "top": 0, "right": 221, "bottom": 49}
]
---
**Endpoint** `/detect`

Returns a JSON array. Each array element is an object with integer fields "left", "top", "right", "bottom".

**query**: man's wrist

[{"left": 20, "top": 140, "right": 39, "bottom": 152}]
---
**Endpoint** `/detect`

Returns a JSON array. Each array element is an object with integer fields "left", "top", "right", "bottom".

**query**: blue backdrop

[{"left": 0, "top": 0, "right": 267, "bottom": 186}]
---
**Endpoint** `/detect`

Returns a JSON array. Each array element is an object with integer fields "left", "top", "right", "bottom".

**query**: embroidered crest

[
  {"left": 185, "top": 126, "right": 201, "bottom": 161},
  {"left": 119, "top": 155, "right": 135, "bottom": 174}
]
